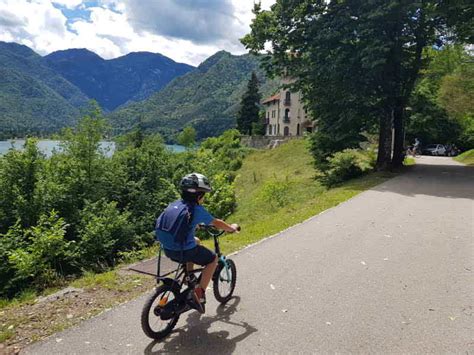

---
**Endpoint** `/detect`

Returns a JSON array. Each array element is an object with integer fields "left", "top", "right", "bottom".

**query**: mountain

[
  {"left": 0, "top": 42, "right": 89, "bottom": 108},
  {"left": 44, "top": 49, "right": 194, "bottom": 111},
  {"left": 0, "top": 68, "right": 81, "bottom": 137},
  {"left": 109, "top": 51, "right": 278, "bottom": 140},
  {"left": 0, "top": 42, "right": 86, "bottom": 137}
]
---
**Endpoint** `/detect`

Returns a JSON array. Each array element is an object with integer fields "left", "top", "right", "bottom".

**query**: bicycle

[
  {"left": 141, "top": 224, "right": 238, "bottom": 340},
  {"left": 407, "top": 145, "right": 421, "bottom": 157}
]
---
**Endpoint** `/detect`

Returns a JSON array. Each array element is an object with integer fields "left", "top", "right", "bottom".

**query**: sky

[{"left": 0, "top": 0, "right": 275, "bottom": 66}]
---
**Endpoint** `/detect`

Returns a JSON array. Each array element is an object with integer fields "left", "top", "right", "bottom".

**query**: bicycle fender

[{"left": 157, "top": 277, "right": 181, "bottom": 292}]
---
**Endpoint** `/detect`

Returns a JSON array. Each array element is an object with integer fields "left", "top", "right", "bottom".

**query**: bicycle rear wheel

[
  {"left": 141, "top": 284, "right": 180, "bottom": 340},
  {"left": 213, "top": 258, "right": 236, "bottom": 303}
]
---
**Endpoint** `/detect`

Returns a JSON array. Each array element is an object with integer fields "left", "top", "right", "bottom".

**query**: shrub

[
  {"left": 77, "top": 200, "right": 135, "bottom": 271},
  {"left": 1, "top": 212, "right": 73, "bottom": 297},
  {"left": 204, "top": 172, "right": 236, "bottom": 219},
  {"left": 259, "top": 180, "right": 290, "bottom": 209},
  {"left": 322, "top": 149, "right": 375, "bottom": 187}
]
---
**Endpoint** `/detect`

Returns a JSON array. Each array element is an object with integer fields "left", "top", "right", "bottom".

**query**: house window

[
  {"left": 297, "top": 123, "right": 300, "bottom": 136},
  {"left": 269, "top": 125, "right": 272, "bottom": 135},
  {"left": 277, "top": 124, "right": 280, "bottom": 135},
  {"left": 285, "top": 91, "right": 291, "bottom": 103},
  {"left": 284, "top": 108, "right": 290, "bottom": 123},
  {"left": 284, "top": 126, "right": 290, "bottom": 136}
]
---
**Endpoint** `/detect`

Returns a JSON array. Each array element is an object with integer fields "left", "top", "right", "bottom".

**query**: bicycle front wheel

[
  {"left": 213, "top": 258, "right": 237, "bottom": 303},
  {"left": 141, "top": 284, "right": 180, "bottom": 340}
]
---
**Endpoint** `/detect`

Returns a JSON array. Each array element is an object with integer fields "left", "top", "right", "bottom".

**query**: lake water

[{"left": 0, "top": 139, "right": 186, "bottom": 157}]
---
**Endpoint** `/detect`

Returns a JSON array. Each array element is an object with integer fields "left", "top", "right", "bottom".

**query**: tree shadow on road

[
  {"left": 372, "top": 160, "right": 474, "bottom": 200},
  {"left": 144, "top": 296, "right": 257, "bottom": 354}
]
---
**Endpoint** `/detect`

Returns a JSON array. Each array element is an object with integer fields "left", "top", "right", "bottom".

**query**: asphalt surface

[{"left": 23, "top": 156, "right": 473, "bottom": 354}]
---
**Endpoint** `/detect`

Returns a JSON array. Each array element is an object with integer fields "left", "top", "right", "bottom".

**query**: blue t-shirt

[{"left": 156, "top": 204, "right": 215, "bottom": 251}]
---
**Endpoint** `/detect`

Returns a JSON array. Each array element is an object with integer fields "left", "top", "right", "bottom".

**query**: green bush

[
  {"left": 204, "top": 172, "right": 236, "bottom": 219},
  {"left": 258, "top": 180, "right": 290, "bottom": 209},
  {"left": 77, "top": 200, "right": 135, "bottom": 271},
  {"left": 322, "top": 149, "right": 375, "bottom": 187},
  {"left": 1, "top": 212, "right": 73, "bottom": 296}
]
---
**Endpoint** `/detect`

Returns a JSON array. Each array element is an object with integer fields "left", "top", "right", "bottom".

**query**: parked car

[{"left": 422, "top": 144, "right": 447, "bottom": 156}]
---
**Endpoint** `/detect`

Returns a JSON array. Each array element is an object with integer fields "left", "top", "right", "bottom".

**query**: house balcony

[
  {"left": 283, "top": 117, "right": 290, "bottom": 123},
  {"left": 284, "top": 99, "right": 291, "bottom": 106}
]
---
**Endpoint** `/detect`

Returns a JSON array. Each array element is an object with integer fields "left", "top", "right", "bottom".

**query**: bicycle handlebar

[{"left": 197, "top": 223, "right": 239, "bottom": 236}]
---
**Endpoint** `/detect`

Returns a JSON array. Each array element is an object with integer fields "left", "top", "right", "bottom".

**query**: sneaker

[{"left": 192, "top": 287, "right": 206, "bottom": 314}]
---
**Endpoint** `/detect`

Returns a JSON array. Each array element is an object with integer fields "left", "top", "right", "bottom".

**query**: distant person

[{"left": 414, "top": 138, "right": 421, "bottom": 155}]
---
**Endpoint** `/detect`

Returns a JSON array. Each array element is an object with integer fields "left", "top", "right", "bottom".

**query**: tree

[
  {"left": 406, "top": 46, "right": 472, "bottom": 148},
  {"left": 0, "top": 139, "right": 44, "bottom": 231},
  {"left": 242, "top": 1, "right": 472, "bottom": 170},
  {"left": 438, "top": 62, "right": 474, "bottom": 149},
  {"left": 237, "top": 72, "right": 261, "bottom": 135},
  {"left": 177, "top": 126, "right": 197, "bottom": 148}
]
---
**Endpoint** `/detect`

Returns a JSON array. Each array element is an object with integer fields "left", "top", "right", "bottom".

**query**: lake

[{"left": 0, "top": 139, "right": 186, "bottom": 157}]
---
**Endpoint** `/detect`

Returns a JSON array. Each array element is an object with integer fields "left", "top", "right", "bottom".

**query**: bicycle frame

[{"left": 157, "top": 226, "right": 231, "bottom": 287}]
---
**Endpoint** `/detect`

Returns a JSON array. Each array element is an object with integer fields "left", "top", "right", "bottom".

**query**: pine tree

[{"left": 237, "top": 72, "right": 261, "bottom": 135}]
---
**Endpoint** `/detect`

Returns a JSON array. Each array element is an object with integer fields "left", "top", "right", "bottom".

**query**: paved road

[{"left": 23, "top": 156, "right": 473, "bottom": 354}]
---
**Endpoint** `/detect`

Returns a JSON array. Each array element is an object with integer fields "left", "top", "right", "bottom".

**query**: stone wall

[{"left": 240, "top": 135, "right": 299, "bottom": 149}]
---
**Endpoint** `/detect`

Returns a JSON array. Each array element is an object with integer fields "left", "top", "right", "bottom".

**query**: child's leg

[
  {"left": 186, "top": 238, "right": 201, "bottom": 272},
  {"left": 199, "top": 256, "right": 218, "bottom": 290}
]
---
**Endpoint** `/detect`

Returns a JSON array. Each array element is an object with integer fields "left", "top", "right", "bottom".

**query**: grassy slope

[
  {"left": 205, "top": 139, "right": 393, "bottom": 254},
  {"left": 454, "top": 149, "right": 474, "bottom": 165}
]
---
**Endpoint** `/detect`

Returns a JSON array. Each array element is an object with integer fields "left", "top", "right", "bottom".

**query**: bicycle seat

[{"left": 168, "top": 256, "right": 184, "bottom": 264}]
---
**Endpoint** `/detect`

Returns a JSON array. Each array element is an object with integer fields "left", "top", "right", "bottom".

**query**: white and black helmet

[{"left": 180, "top": 173, "right": 212, "bottom": 193}]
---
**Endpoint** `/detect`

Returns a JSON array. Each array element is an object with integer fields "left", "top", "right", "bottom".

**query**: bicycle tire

[
  {"left": 213, "top": 258, "right": 237, "bottom": 303},
  {"left": 141, "top": 284, "right": 180, "bottom": 340}
]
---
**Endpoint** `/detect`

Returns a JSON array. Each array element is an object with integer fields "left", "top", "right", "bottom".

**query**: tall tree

[
  {"left": 237, "top": 72, "right": 261, "bottom": 135},
  {"left": 242, "top": 0, "right": 472, "bottom": 170}
]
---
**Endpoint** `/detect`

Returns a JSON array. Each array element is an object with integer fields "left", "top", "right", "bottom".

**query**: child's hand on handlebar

[{"left": 230, "top": 224, "right": 241, "bottom": 233}]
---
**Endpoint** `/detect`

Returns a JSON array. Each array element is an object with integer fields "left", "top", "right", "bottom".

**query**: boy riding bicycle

[{"left": 156, "top": 173, "right": 239, "bottom": 314}]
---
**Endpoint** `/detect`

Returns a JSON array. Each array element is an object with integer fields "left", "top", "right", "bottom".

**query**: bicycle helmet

[{"left": 180, "top": 173, "right": 212, "bottom": 193}]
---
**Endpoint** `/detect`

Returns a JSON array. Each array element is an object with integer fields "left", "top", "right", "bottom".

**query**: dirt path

[{"left": 22, "top": 156, "right": 474, "bottom": 354}]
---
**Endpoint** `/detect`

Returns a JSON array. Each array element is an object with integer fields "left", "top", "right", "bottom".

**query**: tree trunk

[
  {"left": 392, "top": 98, "right": 405, "bottom": 168},
  {"left": 376, "top": 111, "right": 393, "bottom": 171}
]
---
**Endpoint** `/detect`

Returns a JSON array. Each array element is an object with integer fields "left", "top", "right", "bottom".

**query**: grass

[
  {"left": 0, "top": 289, "right": 37, "bottom": 310},
  {"left": 0, "top": 329, "right": 14, "bottom": 343},
  {"left": 200, "top": 139, "right": 393, "bottom": 254},
  {"left": 71, "top": 270, "right": 148, "bottom": 292},
  {"left": 454, "top": 149, "right": 474, "bottom": 166}
]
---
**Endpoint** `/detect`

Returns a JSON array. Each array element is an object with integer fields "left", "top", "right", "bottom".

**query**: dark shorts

[{"left": 164, "top": 245, "right": 216, "bottom": 266}]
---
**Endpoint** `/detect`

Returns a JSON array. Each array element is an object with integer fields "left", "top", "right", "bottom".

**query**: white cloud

[
  {"left": 0, "top": 0, "right": 276, "bottom": 65},
  {"left": 52, "top": 0, "right": 83, "bottom": 9}
]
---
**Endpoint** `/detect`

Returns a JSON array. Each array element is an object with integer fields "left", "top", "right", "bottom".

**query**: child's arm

[{"left": 211, "top": 219, "right": 240, "bottom": 233}]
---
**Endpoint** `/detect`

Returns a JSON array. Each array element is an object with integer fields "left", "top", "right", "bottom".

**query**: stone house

[{"left": 262, "top": 78, "right": 314, "bottom": 137}]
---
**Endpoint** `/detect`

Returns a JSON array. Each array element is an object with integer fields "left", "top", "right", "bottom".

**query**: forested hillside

[
  {"left": 0, "top": 68, "right": 81, "bottom": 137},
  {"left": 45, "top": 49, "right": 194, "bottom": 111},
  {"left": 109, "top": 51, "right": 278, "bottom": 140},
  {"left": 0, "top": 42, "right": 88, "bottom": 108},
  {"left": 0, "top": 42, "right": 86, "bottom": 137}
]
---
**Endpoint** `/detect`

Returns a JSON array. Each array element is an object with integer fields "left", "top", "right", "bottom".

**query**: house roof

[{"left": 261, "top": 93, "right": 280, "bottom": 104}]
